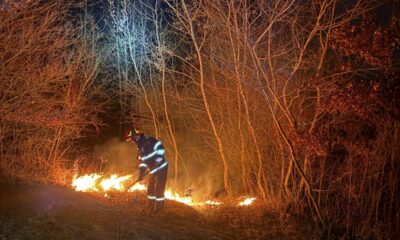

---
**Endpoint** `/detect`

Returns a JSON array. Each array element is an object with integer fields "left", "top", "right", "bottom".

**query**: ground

[{"left": 0, "top": 181, "right": 317, "bottom": 240}]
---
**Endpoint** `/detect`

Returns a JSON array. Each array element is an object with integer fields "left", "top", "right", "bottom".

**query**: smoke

[
  {"left": 93, "top": 138, "right": 137, "bottom": 175},
  {"left": 167, "top": 135, "right": 226, "bottom": 200},
  {"left": 92, "top": 136, "right": 226, "bottom": 199},
  {"left": 179, "top": 164, "right": 225, "bottom": 200}
]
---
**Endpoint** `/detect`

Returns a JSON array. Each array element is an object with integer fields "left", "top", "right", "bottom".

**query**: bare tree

[{"left": 0, "top": 1, "right": 104, "bottom": 182}]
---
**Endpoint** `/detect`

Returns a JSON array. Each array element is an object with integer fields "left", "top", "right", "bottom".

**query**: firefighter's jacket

[{"left": 136, "top": 135, "right": 167, "bottom": 179}]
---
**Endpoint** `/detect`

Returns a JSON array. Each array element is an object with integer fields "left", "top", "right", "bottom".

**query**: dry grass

[{"left": 0, "top": 180, "right": 318, "bottom": 240}]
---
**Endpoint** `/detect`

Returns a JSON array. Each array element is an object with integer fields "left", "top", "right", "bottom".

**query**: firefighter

[{"left": 126, "top": 128, "right": 168, "bottom": 212}]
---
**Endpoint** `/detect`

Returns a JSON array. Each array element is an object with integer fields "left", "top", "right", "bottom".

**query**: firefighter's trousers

[{"left": 147, "top": 164, "right": 168, "bottom": 210}]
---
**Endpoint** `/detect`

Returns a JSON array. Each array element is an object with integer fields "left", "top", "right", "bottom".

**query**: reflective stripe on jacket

[{"left": 136, "top": 136, "right": 167, "bottom": 176}]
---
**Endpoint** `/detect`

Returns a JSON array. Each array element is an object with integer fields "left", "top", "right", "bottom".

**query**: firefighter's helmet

[{"left": 126, "top": 128, "right": 143, "bottom": 142}]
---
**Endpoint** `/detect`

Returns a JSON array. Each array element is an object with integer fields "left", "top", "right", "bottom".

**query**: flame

[
  {"left": 164, "top": 190, "right": 222, "bottom": 206},
  {"left": 128, "top": 182, "right": 147, "bottom": 192},
  {"left": 100, "top": 174, "right": 132, "bottom": 191},
  {"left": 165, "top": 190, "right": 194, "bottom": 206},
  {"left": 72, "top": 174, "right": 101, "bottom": 192},
  {"left": 72, "top": 173, "right": 257, "bottom": 207},
  {"left": 238, "top": 197, "right": 256, "bottom": 206},
  {"left": 204, "top": 200, "right": 223, "bottom": 206},
  {"left": 72, "top": 174, "right": 134, "bottom": 192}
]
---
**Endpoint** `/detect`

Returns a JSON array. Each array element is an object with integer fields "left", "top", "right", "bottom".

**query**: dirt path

[{"left": 0, "top": 182, "right": 316, "bottom": 240}]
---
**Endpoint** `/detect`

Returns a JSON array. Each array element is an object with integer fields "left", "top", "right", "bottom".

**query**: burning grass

[{"left": 72, "top": 173, "right": 253, "bottom": 207}]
